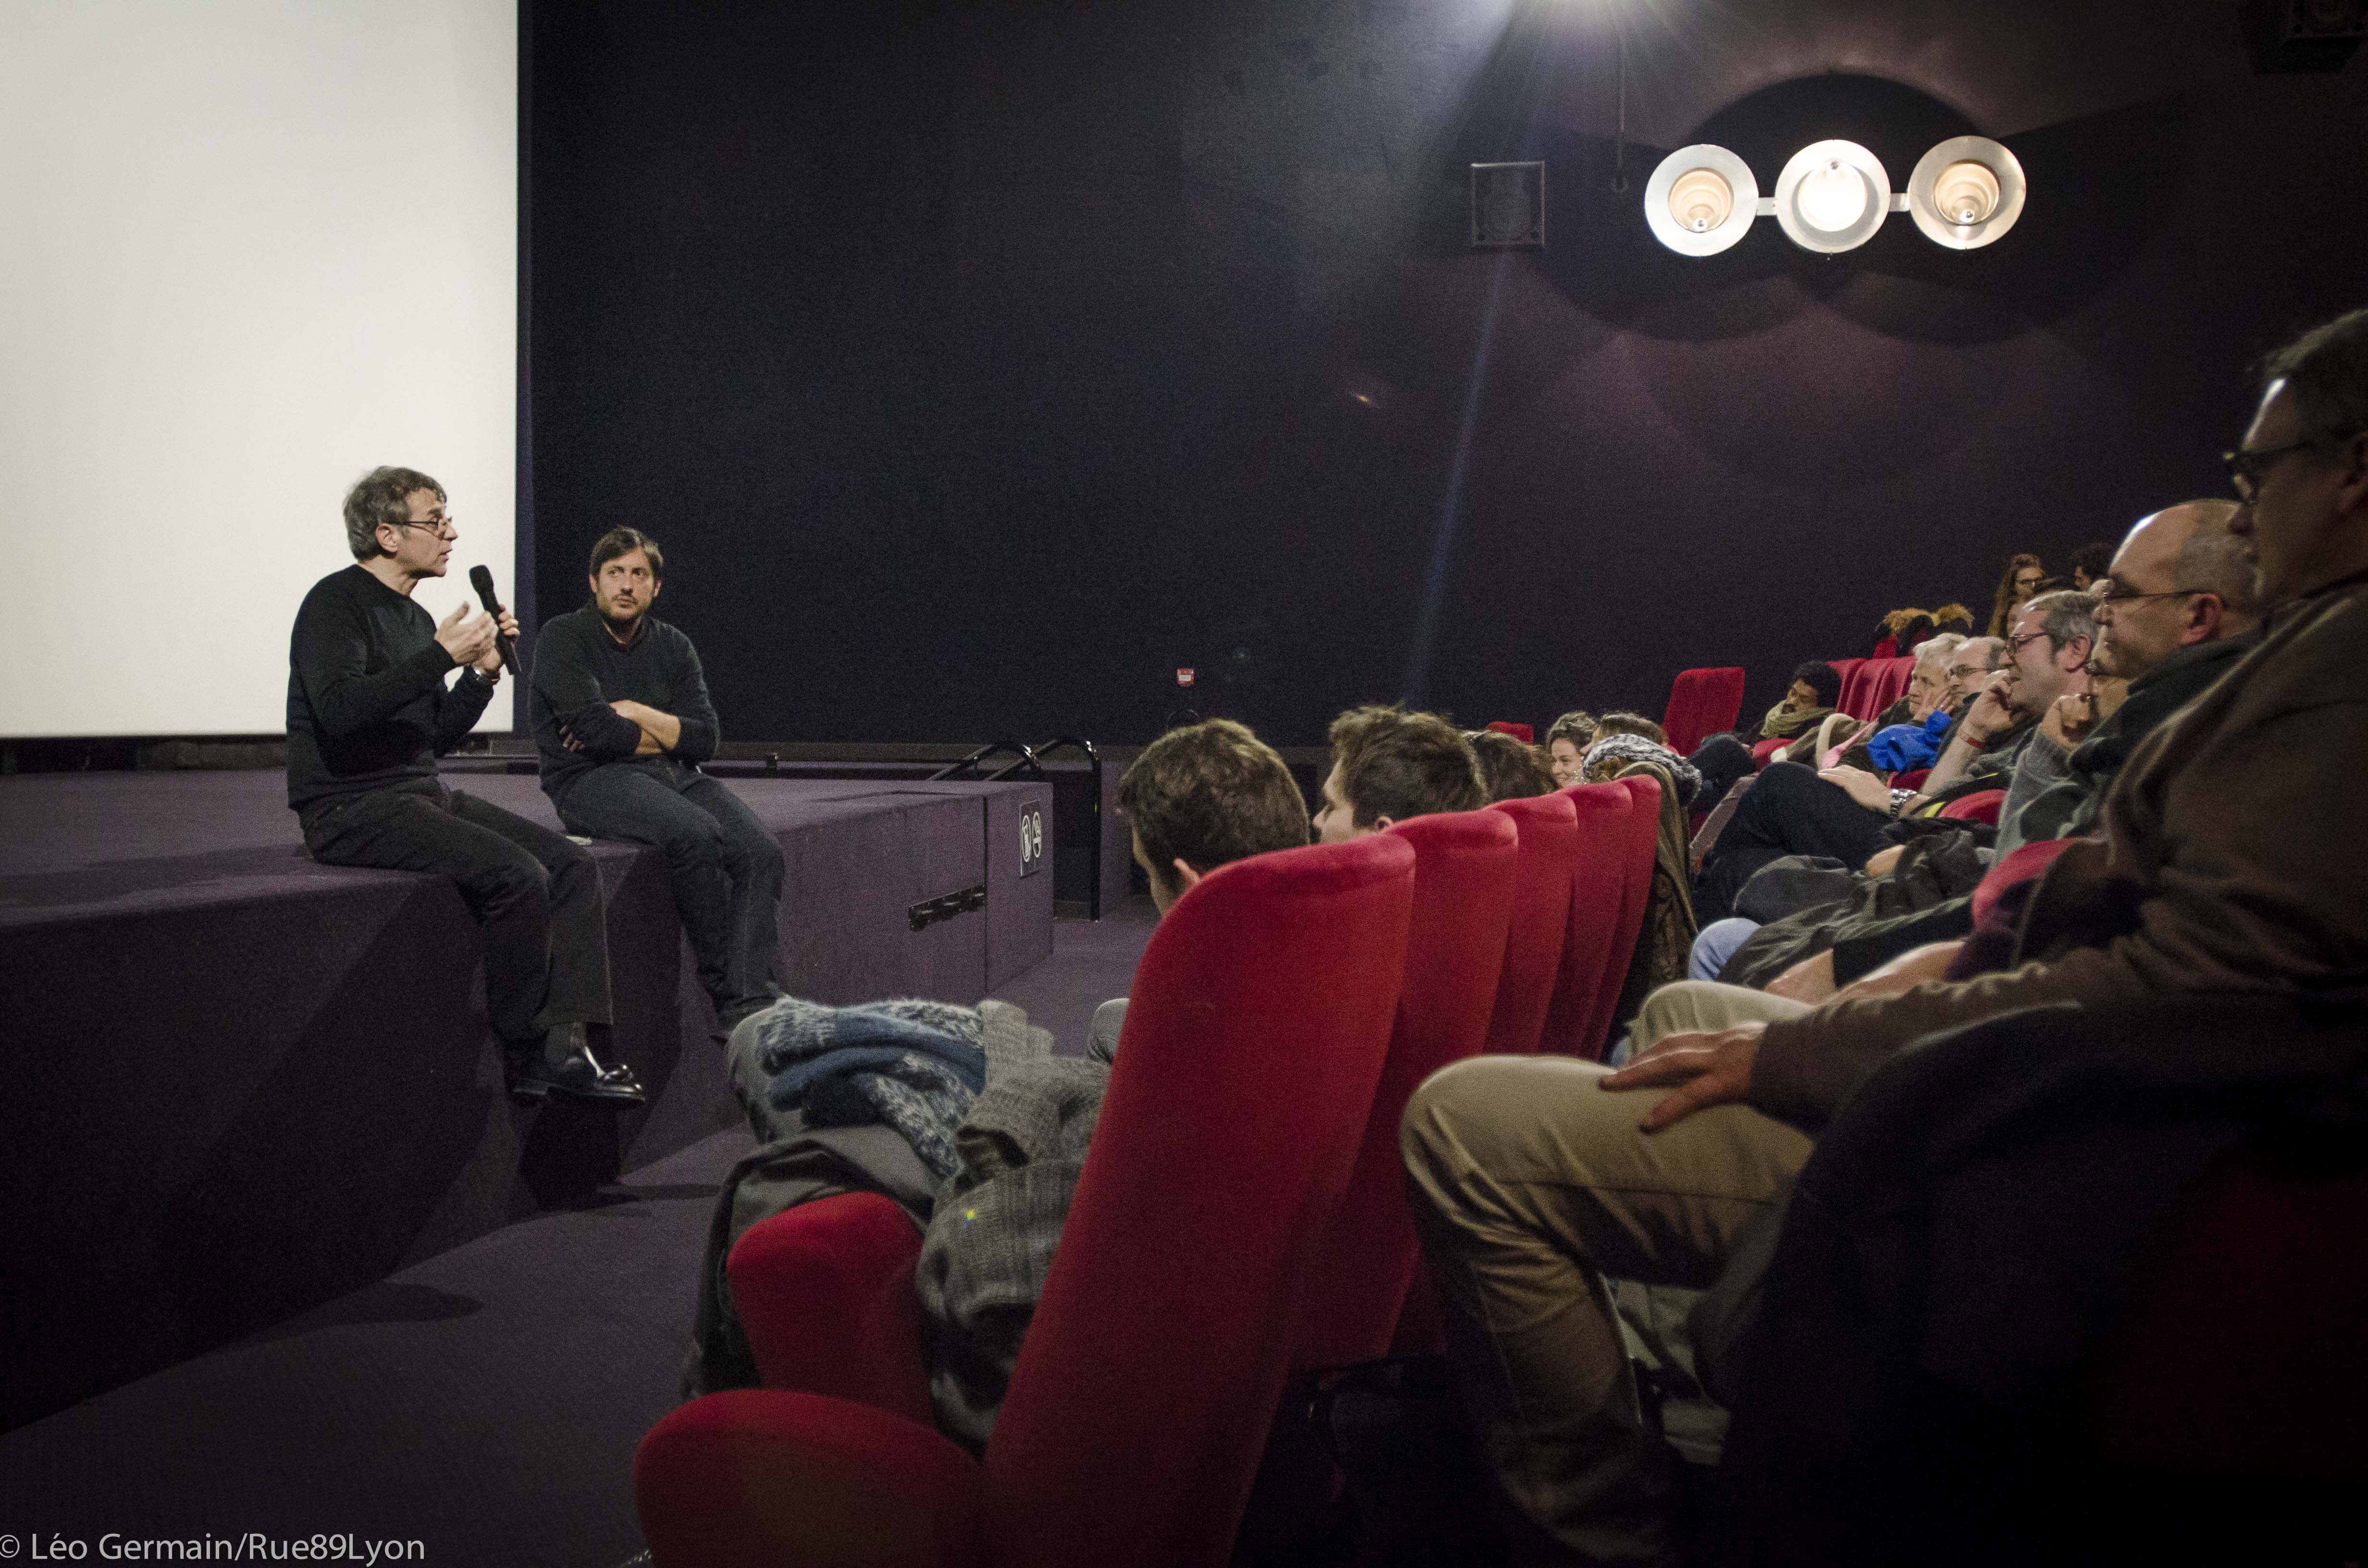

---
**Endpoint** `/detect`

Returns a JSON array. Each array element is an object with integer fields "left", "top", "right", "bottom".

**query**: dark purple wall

[{"left": 527, "top": 0, "right": 2368, "bottom": 744}]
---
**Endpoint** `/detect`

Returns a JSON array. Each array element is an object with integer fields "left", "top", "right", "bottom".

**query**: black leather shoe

[{"left": 506, "top": 1025, "right": 647, "bottom": 1107}]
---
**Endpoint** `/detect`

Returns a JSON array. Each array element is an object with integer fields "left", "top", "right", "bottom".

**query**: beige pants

[{"left": 1399, "top": 982, "right": 1814, "bottom": 1564}]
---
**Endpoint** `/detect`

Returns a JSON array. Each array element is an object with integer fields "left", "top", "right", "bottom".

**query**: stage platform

[{"left": 0, "top": 768, "right": 1053, "bottom": 1431}]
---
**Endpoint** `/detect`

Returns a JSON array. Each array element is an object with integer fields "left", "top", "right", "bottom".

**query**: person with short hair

[
  {"left": 1759, "top": 662, "right": 1839, "bottom": 745},
  {"left": 288, "top": 467, "right": 637, "bottom": 1105},
  {"left": 1400, "top": 308, "right": 2368, "bottom": 1563},
  {"left": 2066, "top": 540, "right": 2114, "bottom": 591},
  {"left": 1312, "top": 705, "right": 1487, "bottom": 842},
  {"left": 1469, "top": 728, "right": 1559, "bottom": 802},
  {"left": 1544, "top": 710, "right": 1600, "bottom": 788},
  {"left": 1593, "top": 710, "right": 1670, "bottom": 747},
  {"left": 532, "top": 527, "right": 786, "bottom": 1032},
  {"left": 1117, "top": 717, "right": 1315, "bottom": 911}
]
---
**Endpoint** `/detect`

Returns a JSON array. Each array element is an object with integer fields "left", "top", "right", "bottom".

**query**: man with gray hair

[
  {"left": 286, "top": 466, "right": 641, "bottom": 1106},
  {"left": 1399, "top": 304, "right": 2368, "bottom": 1563}
]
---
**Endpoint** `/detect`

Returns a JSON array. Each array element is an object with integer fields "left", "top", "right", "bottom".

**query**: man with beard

[{"left": 533, "top": 528, "right": 786, "bottom": 1034}]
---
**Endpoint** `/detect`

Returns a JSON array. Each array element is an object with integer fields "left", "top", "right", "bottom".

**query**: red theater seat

[
  {"left": 1537, "top": 783, "right": 1632, "bottom": 1060},
  {"left": 1481, "top": 793, "right": 1580, "bottom": 1056},
  {"left": 728, "top": 1191, "right": 935, "bottom": 1430},
  {"left": 1834, "top": 657, "right": 1907, "bottom": 721},
  {"left": 1939, "top": 788, "right": 2005, "bottom": 826},
  {"left": 1484, "top": 720, "right": 1534, "bottom": 744},
  {"left": 635, "top": 835, "right": 1415, "bottom": 1568},
  {"left": 1660, "top": 666, "right": 1745, "bottom": 758},
  {"left": 1594, "top": 775, "right": 1665, "bottom": 1048},
  {"left": 1292, "top": 809, "right": 1517, "bottom": 1373}
]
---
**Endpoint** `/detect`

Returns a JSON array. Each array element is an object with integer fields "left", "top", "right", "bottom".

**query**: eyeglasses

[
  {"left": 2223, "top": 440, "right": 2329, "bottom": 503},
  {"left": 2094, "top": 585, "right": 2210, "bottom": 607},
  {"left": 2004, "top": 629, "right": 2050, "bottom": 656},
  {"left": 397, "top": 516, "right": 458, "bottom": 539}
]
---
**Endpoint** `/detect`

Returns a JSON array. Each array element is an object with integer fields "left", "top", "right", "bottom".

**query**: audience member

[
  {"left": 1398, "top": 306, "right": 2368, "bottom": 1563},
  {"left": 1592, "top": 710, "right": 1669, "bottom": 747},
  {"left": 1930, "top": 601, "right": 1975, "bottom": 636},
  {"left": 1313, "top": 705, "right": 1488, "bottom": 842},
  {"left": 1469, "top": 728, "right": 1558, "bottom": 802},
  {"left": 894, "top": 719, "right": 1318, "bottom": 1445},
  {"left": 1755, "top": 663, "right": 1839, "bottom": 743},
  {"left": 1820, "top": 588, "right": 2094, "bottom": 831},
  {"left": 1691, "top": 612, "right": 2074, "bottom": 925},
  {"left": 1543, "top": 710, "right": 1599, "bottom": 788},
  {"left": 1713, "top": 503, "right": 2257, "bottom": 1003},
  {"left": 2066, "top": 539, "right": 2113, "bottom": 590},
  {"left": 1985, "top": 551, "right": 2046, "bottom": 635}
]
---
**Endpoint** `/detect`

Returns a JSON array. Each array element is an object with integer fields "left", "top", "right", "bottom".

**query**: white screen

[{"left": 0, "top": 0, "right": 518, "bottom": 736}]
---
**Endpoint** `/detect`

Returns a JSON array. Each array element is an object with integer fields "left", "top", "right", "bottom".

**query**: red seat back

[
  {"left": 1862, "top": 656, "right": 1916, "bottom": 717},
  {"left": 1484, "top": 720, "right": 1534, "bottom": 744},
  {"left": 1592, "top": 774, "right": 1665, "bottom": 1047},
  {"left": 1536, "top": 784, "right": 1633, "bottom": 1059},
  {"left": 1480, "top": 793, "right": 1580, "bottom": 1055},
  {"left": 728, "top": 1191, "right": 935, "bottom": 1428},
  {"left": 1938, "top": 788, "right": 2006, "bottom": 826},
  {"left": 1661, "top": 666, "right": 1746, "bottom": 757},
  {"left": 1292, "top": 810, "right": 1517, "bottom": 1372},
  {"left": 987, "top": 836, "right": 1415, "bottom": 1568}
]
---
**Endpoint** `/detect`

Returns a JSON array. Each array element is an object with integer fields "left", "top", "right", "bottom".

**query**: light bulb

[
  {"left": 1667, "top": 169, "right": 1733, "bottom": 233},
  {"left": 1796, "top": 159, "right": 1868, "bottom": 233},
  {"left": 1933, "top": 160, "right": 2000, "bottom": 225}
]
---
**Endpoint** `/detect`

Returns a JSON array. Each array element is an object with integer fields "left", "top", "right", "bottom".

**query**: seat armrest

[
  {"left": 730, "top": 1191, "right": 936, "bottom": 1428},
  {"left": 637, "top": 1390, "right": 986, "bottom": 1568}
]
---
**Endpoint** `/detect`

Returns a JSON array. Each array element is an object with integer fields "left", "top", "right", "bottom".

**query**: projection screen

[{"left": 0, "top": 0, "right": 518, "bottom": 737}]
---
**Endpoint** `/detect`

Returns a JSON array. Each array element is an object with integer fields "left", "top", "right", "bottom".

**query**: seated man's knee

[
  {"left": 660, "top": 815, "right": 728, "bottom": 869},
  {"left": 469, "top": 852, "right": 549, "bottom": 908}
]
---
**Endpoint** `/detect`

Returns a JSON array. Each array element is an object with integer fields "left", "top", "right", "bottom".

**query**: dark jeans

[
  {"left": 301, "top": 778, "right": 613, "bottom": 1043},
  {"left": 555, "top": 760, "right": 784, "bottom": 1020},
  {"left": 1693, "top": 761, "right": 1889, "bottom": 923}
]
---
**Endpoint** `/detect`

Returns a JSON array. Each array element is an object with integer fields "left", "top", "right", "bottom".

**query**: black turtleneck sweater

[{"left": 286, "top": 564, "right": 494, "bottom": 809}]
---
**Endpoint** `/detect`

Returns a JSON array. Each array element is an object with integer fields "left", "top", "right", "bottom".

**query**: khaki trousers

[{"left": 1399, "top": 982, "right": 1814, "bottom": 1564}]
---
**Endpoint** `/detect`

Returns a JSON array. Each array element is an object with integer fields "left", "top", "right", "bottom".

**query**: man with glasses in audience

[
  {"left": 1400, "top": 306, "right": 2368, "bottom": 1566},
  {"left": 287, "top": 467, "right": 639, "bottom": 1105}
]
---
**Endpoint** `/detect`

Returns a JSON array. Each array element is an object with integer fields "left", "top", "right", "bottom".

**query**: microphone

[{"left": 467, "top": 565, "right": 521, "bottom": 677}]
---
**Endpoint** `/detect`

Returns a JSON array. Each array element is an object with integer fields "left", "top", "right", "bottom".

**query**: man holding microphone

[{"left": 286, "top": 466, "right": 640, "bottom": 1105}]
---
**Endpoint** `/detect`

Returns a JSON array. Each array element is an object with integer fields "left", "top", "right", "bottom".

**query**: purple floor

[{"left": 0, "top": 899, "right": 1157, "bottom": 1568}]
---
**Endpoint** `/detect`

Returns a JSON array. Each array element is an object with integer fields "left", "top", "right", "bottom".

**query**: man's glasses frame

[{"left": 396, "top": 516, "right": 458, "bottom": 540}]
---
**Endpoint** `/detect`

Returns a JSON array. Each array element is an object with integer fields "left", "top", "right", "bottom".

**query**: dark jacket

[
  {"left": 1699, "top": 994, "right": 2368, "bottom": 1566},
  {"left": 1753, "top": 576, "right": 2368, "bottom": 1128}
]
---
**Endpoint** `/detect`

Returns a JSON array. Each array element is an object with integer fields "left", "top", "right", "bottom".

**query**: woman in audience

[
  {"left": 1543, "top": 710, "right": 1598, "bottom": 788},
  {"left": 1986, "top": 552, "right": 2046, "bottom": 635},
  {"left": 1932, "top": 601, "right": 1975, "bottom": 636},
  {"left": 1469, "top": 728, "right": 1558, "bottom": 802}
]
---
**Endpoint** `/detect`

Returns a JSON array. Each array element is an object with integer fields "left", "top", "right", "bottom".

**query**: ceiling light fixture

[
  {"left": 1773, "top": 139, "right": 1890, "bottom": 254},
  {"left": 1642, "top": 144, "right": 1758, "bottom": 256},
  {"left": 1905, "top": 135, "right": 2027, "bottom": 249}
]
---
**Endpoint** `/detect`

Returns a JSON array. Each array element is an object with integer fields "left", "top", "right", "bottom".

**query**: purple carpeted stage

[{"left": 0, "top": 767, "right": 1054, "bottom": 1431}]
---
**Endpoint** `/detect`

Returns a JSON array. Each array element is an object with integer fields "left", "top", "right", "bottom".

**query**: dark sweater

[
  {"left": 530, "top": 605, "right": 719, "bottom": 799},
  {"left": 286, "top": 565, "right": 493, "bottom": 810}
]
